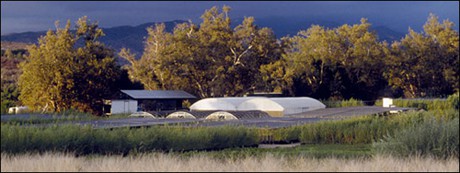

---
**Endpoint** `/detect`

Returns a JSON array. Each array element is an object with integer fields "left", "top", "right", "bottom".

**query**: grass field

[
  {"left": 1, "top": 96, "right": 458, "bottom": 172},
  {"left": 181, "top": 144, "right": 373, "bottom": 160},
  {"left": 1, "top": 152, "right": 458, "bottom": 172}
]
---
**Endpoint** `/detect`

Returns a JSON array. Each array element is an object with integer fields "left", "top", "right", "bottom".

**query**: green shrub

[{"left": 373, "top": 117, "right": 459, "bottom": 158}]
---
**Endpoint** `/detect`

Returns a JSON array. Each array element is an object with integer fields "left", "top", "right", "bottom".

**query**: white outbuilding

[
  {"left": 189, "top": 97, "right": 325, "bottom": 117},
  {"left": 111, "top": 100, "right": 138, "bottom": 114}
]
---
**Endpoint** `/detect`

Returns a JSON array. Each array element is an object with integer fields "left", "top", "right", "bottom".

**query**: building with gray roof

[{"left": 110, "top": 90, "right": 196, "bottom": 114}]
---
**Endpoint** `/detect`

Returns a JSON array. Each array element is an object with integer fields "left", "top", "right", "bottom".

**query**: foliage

[
  {"left": 2, "top": 108, "right": 458, "bottom": 159},
  {"left": 321, "top": 98, "right": 365, "bottom": 108},
  {"left": 120, "top": 6, "right": 284, "bottom": 98},
  {"left": 18, "top": 16, "right": 121, "bottom": 115},
  {"left": 447, "top": 92, "right": 459, "bottom": 110},
  {"left": 181, "top": 144, "right": 372, "bottom": 160},
  {"left": 298, "top": 109, "right": 458, "bottom": 144},
  {"left": 0, "top": 112, "right": 132, "bottom": 125},
  {"left": 258, "top": 126, "right": 302, "bottom": 144},
  {"left": 1, "top": 125, "right": 259, "bottom": 155},
  {"left": 374, "top": 98, "right": 455, "bottom": 111},
  {"left": 278, "top": 18, "right": 388, "bottom": 100},
  {"left": 384, "top": 14, "right": 459, "bottom": 98},
  {"left": 1, "top": 84, "right": 19, "bottom": 114},
  {"left": 1, "top": 49, "right": 25, "bottom": 114},
  {"left": 373, "top": 117, "right": 459, "bottom": 158}
]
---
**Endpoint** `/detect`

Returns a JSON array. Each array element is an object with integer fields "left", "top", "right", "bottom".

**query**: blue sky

[{"left": 1, "top": 1, "right": 459, "bottom": 35}]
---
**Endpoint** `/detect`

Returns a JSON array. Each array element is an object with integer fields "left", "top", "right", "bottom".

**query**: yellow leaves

[{"left": 18, "top": 16, "right": 119, "bottom": 115}]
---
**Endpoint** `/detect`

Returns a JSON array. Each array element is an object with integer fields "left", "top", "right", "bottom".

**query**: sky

[{"left": 1, "top": 1, "right": 459, "bottom": 35}]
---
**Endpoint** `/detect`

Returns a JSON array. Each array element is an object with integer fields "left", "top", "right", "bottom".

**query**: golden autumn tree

[
  {"left": 18, "top": 16, "right": 120, "bottom": 115},
  {"left": 384, "top": 14, "right": 459, "bottom": 98},
  {"left": 120, "top": 6, "right": 283, "bottom": 98}
]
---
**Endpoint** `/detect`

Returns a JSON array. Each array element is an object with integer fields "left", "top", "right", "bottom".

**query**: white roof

[
  {"left": 189, "top": 97, "right": 261, "bottom": 111},
  {"left": 238, "top": 98, "right": 284, "bottom": 111},
  {"left": 190, "top": 97, "right": 325, "bottom": 115}
]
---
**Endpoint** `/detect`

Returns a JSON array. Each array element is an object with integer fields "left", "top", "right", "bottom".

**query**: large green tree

[
  {"left": 384, "top": 14, "right": 459, "bottom": 98},
  {"left": 277, "top": 19, "right": 387, "bottom": 100},
  {"left": 18, "top": 16, "right": 120, "bottom": 115},
  {"left": 121, "top": 6, "right": 283, "bottom": 98}
]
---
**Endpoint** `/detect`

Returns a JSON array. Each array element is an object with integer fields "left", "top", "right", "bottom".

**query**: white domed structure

[
  {"left": 237, "top": 98, "right": 285, "bottom": 117},
  {"left": 189, "top": 97, "right": 259, "bottom": 111},
  {"left": 190, "top": 97, "right": 325, "bottom": 117}
]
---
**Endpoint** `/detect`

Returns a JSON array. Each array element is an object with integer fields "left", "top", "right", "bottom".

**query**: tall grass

[
  {"left": 299, "top": 109, "right": 459, "bottom": 145},
  {"left": 258, "top": 126, "right": 302, "bottom": 144},
  {"left": 322, "top": 98, "right": 365, "bottom": 108},
  {"left": 373, "top": 117, "right": 459, "bottom": 158},
  {"left": 1, "top": 152, "right": 458, "bottom": 172},
  {"left": 374, "top": 93, "right": 459, "bottom": 111},
  {"left": 1, "top": 125, "right": 259, "bottom": 155},
  {"left": 1, "top": 113, "right": 132, "bottom": 125}
]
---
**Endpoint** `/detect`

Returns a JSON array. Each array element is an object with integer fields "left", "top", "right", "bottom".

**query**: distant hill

[
  {"left": 1, "top": 41, "right": 30, "bottom": 51},
  {"left": 251, "top": 16, "right": 404, "bottom": 42},
  {"left": 1, "top": 20, "right": 185, "bottom": 57},
  {"left": 1, "top": 18, "right": 404, "bottom": 62}
]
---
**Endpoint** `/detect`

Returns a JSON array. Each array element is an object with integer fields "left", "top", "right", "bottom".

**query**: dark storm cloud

[{"left": 1, "top": 1, "right": 459, "bottom": 35}]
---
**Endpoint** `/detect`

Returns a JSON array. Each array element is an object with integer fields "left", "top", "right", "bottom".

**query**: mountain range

[{"left": 1, "top": 18, "right": 405, "bottom": 60}]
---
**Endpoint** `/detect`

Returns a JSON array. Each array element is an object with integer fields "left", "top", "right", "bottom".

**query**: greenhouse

[
  {"left": 190, "top": 97, "right": 326, "bottom": 117},
  {"left": 166, "top": 111, "right": 197, "bottom": 119},
  {"left": 204, "top": 110, "right": 271, "bottom": 120},
  {"left": 166, "top": 111, "right": 215, "bottom": 119},
  {"left": 205, "top": 111, "right": 238, "bottom": 120},
  {"left": 189, "top": 97, "right": 258, "bottom": 111}
]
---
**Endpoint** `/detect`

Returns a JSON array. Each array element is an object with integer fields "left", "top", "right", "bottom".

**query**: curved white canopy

[
  {"left": 237, "top": 97, "right": 284, "bottom": 112},
  {"left": 270, "top": 97, "right": 326, "bottom": 115},
  {"left": 189, "top": 97, "right": 259, "bottom": 111},
  {"left": 190, "top": 97, "right": 325, "bottom": 116}
]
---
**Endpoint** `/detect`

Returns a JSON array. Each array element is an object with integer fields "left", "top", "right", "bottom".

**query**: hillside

[
  {"left": 1, "top": 18, "right": 404, "bottom": 60},
  {"left": 1, "top": 20, "right": 185, "bottom": 58}
]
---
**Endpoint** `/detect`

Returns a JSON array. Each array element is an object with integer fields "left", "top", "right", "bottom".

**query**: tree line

[{"left": 16, "top": 6, "right": 459, "bottom": 115}]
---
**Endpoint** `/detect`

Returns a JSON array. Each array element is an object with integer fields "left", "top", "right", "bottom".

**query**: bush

[{"left": 373, "top": 117, "right": 459, "bottom": 158}]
